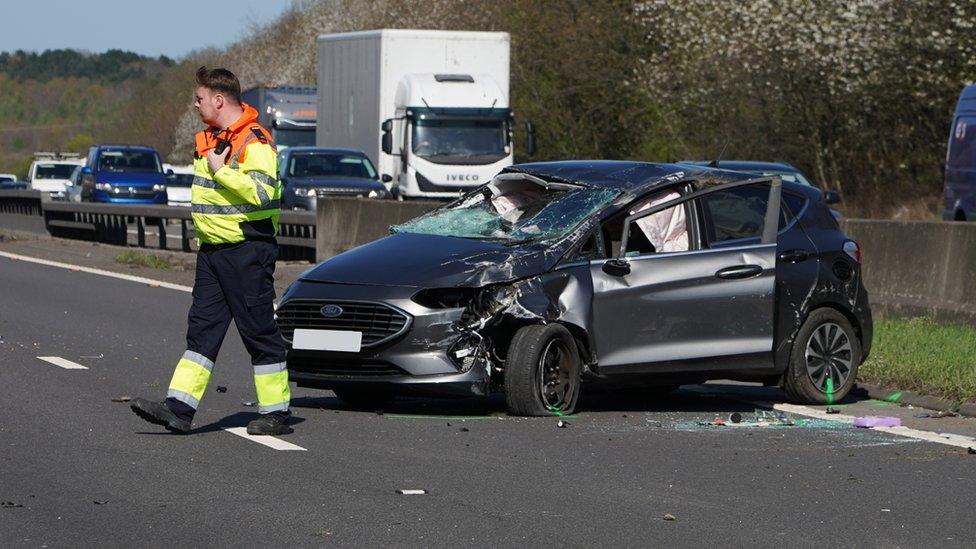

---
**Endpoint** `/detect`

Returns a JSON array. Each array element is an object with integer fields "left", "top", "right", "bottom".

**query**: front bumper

[{"left": 279, "top": 281, "right": 490, "bottom": 397}]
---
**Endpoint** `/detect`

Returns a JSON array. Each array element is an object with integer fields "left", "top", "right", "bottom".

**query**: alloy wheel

[{"left": 804, "top": 322, "right": 853, "bottom": 394}]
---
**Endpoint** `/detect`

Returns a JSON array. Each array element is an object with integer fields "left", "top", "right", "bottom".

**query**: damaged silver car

[{"left": 277, "top": 161, "right": 873, "bottom": 415}]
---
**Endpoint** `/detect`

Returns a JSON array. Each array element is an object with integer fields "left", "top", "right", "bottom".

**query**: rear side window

[
  {"left": 948, "top": 116, "right": 976, "bottom": 169},
  {"left": 782, "top": 192, "right": 808, "bottom": 220},
  {"left": 701, "top": 184, "right": 769, "bottom": 244}
]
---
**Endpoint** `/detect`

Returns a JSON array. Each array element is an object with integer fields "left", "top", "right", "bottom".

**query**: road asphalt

[{"left": 2, "top": 248, "right": 976, "bottom": 547}]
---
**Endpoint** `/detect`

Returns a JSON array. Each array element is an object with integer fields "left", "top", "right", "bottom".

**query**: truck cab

[{"left": 382, "top": 73, "right": 516, "bottom": 198}]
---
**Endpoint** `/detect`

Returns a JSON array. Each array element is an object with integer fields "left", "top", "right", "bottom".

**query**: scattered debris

[
  {"left": 111, "top": 396, "right": 132, "bottom": 403},
  {"left": 459, "top": 427, "right": 470, "bottom": 432},
  {"left": 663, "top": 513, "right": 676, "bottom": 521},
  {"left": 396, "top": 489, "right": 427, "bottom": 495},
  {"left": 80, "top": 353, "right": 104, "bottom": 359},
  {"left": 93, "top": 500, "right": 108, "bottom": 505},
  {"left": 556, "top": 420, "right": 569, "bottom": 428},
  {"left": 728, "top": 412, "right": 742, "bottom": 424},
  {"left": 914, "top": 410, "right": 958, "bottom": 419},
  {"left": 884, "top": 392, "right": 903, "bottom": 403},
  {"left": 853, "top": 416, "right": 901, "bottom": 428},
  {"left": 241, "top": 400, "right": 256, "bottom": 407},
  {"left": 1, "top": 501, "right": 24, "bottom": 508},
  {"left": 881, "top": 508, "right": 891, "bottom": 512},
  {"left": 826, "top": 407, "right": 841, "bottom": 414},
  {"left": 968, "top": 447, "right": 976, "bottom": 455},
  {"left": 216, "top": 386, "right": 227, "bottom": 393}
]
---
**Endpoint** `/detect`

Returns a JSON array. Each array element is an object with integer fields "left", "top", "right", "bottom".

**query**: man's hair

[{"left": 195, "top": 66, "right": 242, "bottom": 104}]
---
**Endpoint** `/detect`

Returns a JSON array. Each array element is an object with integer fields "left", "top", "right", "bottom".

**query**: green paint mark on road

[{"left": 885, "top": 391, "right": 903, "bottom": 403}]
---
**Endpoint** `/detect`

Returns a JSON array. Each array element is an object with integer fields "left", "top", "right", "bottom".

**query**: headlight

[
  {"left": 293, "top": 186, "right": 314, "bottom": 197},
  {"left": 95, "top": 183, "right": 113, "bottom": 191},
  {"left": 153, "top": 184, "right": 166, "bottom": 192},
  {"left": 368, "top": 189, "right": 389, "bottom": 199}
]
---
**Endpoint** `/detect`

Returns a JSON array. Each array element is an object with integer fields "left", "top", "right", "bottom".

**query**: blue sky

[{"left": 0, "top": 0, "right": 294, "bottom": 58}]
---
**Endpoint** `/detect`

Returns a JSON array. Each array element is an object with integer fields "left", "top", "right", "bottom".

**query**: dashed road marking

[
  {"left": 223, "top": 427, "right": 307, "bottom": 451},
  {"left": 0, "top": 250, "right": 192, "bottom": 293},
  {"left": 37, "top": 356, "right": 88, "bottom": 370}
]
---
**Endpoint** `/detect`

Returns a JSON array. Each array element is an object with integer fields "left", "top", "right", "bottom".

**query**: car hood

[
  {"left": 301, "top": 232, "right": 559, "bottom": 288},
  {"left": 287, "top": 176, "right": 383, "bottom": 189},
  {"left": 97, "top": 172, "right": 164, "bottom": 186}
]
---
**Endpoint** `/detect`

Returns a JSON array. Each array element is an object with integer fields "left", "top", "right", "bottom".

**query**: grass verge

[
  {"left": 114, "top": 250, "right": 173, "bottom": 270},
  {"left": 859, "top": 317, "right": 976, "bottom": 403}
]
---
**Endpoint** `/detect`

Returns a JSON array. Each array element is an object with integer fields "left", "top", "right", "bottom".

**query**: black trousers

[{"left": 166, "top": 240, "right": 289, "bottom": 420}]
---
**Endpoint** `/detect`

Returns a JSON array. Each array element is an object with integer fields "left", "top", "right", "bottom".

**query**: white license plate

[{"left": 292, "top": 329, "right": 362, "bottom": 352}]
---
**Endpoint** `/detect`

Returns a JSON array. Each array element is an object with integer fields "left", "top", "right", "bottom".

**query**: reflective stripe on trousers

[
  {"left": 253, "top": 361, "right": 290, "bottom": 413},
  {"left": 166, "top": 350, "right": 215, "bottom": 409}
]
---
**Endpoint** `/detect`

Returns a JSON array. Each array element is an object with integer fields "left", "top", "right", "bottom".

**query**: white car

[
  {"left": 28, "top": 156, "right": 85, "bottom": 199},
  {"left": 163, "top": 164, "right": 193, "bottom": 207}
]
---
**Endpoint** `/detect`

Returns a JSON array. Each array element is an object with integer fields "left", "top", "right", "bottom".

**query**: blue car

[
  {"left": 278, "top": 147, "right": 391, "bottom": 210},
  {"left": 80, "top": 145, "right": 167, "bottom": 204},
  {"left": 945, "top": 85, "right": 976, "bottom": 221}
]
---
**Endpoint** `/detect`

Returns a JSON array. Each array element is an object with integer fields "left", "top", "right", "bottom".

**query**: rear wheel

[
  {"left": 783, "top": 308, "right": 861, "bottom": 404},
  {"left": 505, "top": 324, "right": 581, "bottom": 416},
  {"left": 333, "top": 387, "right": 395, "bottom": 409}
]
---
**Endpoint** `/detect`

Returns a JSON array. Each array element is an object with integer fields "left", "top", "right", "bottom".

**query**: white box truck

[{"left": 317, "top": 29, "right": 534, "bottom": 199}]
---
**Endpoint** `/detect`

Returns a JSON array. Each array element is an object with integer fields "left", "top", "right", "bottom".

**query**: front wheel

[
  {"left": 783, "top": 308, "right": 861, "bottom": 404},
  {"left": 504, "top": 324, "right": 582, "bottom": 416}
]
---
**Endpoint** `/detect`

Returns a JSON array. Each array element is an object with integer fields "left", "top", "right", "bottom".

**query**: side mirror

[
  {"left": 602, "top": 258, "right": 631, "bottom": 277},
  {"left": 81, "top": 166, "right": 92, "bottom": 175},
  {"left": 381, "top": 174, "right": 393, "bottom": 183},
  {"left": 381, "top": 119, "right": 393, "bottom": 133},
  {"left": 381, "top": 131, "right": 393, "bottom": 155},
  {"left": 525, "top": 120, "right": 537, "bottom": 157},
  {"left": 824, "top": 190, "right": 841, "bottom": 205},
  {"left": 165, "top": 168, "right": 174, "bottom": 175}
]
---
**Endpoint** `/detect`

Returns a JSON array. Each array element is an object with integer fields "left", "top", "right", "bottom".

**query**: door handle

[
  {"left": 715, "top": 264, "right": 764, "bottom": 279},
  {"left": 778, "top": 249, "right": 810, "bottom": 263}
]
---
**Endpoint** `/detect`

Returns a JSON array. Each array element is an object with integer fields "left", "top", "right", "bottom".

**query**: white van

[
  {"left": 163, "top": 164, "right": 194, "bottom": 207},
  {"left": 28, "top": 153, "right": 85, "bottom": 199}
]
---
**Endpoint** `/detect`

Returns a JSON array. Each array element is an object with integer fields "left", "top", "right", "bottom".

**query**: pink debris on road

[{"left": 853, "top": 416, "right": 902, "bottom": 428}]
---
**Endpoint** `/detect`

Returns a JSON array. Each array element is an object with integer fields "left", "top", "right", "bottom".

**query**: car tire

[
  {"left": 333, "top": 387, "right": 395, "bottom": 409},
  {"left": 783, "top": 308, "right": 861, "bottom": 404},
  {"left": 505, "top": 324, "right": 581, "bottom": 416}
]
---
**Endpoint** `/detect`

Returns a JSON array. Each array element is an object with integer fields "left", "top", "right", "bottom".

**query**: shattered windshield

[{"left": 392, "top": 179, "right": 619, "bottom": 244}]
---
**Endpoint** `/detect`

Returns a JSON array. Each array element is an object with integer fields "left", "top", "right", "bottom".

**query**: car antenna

[{"left": 708, "top": 139, "right": 730, "bottom": 168}]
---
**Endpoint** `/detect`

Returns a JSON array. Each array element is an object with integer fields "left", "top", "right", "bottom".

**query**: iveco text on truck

[
  {"left": 316, "top": 29, "right": 534, "bottom": 199},
  {"left": 242, "top": 86, "right": 317, "bottom": 149}
]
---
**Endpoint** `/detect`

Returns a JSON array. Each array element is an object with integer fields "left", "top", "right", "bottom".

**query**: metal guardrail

[{"left": 0, "top": 190, "right": 316, "bottom": 261}]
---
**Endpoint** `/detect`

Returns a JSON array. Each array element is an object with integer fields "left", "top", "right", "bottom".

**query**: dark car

[
  {"left": 277, "top": 161, "right": 872, "bottom": 415},
  {"left": 945, "top": 84, "right": 976, "bottom": 221},
  {"left": 683, "top": 160, "right": 842, "bottom": 217},
  {"left": 79, "top": 145, "right": 167, "bottom": 204},
  {"left": 278, "top": 147, "right": 390, "bottom": 210}
]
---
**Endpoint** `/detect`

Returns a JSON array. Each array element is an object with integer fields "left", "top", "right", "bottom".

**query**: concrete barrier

[
  {"left": 315, "top": 197, "right": 441, "bottom": 259},
  {"left": 841, "top": 219, "right": 976, "bottom": 324}
]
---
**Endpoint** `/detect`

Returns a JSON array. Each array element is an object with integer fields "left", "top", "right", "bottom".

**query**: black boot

[
  {"left": 247, "top": 414, "right": 293, "bottom": 435},
  {"left": 130, "top": 398, "right": 191, "bottom": 434}
]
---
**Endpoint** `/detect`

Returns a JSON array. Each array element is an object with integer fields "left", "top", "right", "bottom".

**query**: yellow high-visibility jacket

[{"left": 191, "top": 104, "right": 281, "bottom": 245}]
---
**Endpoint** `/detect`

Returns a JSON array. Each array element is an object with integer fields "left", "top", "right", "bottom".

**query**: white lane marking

[
  {"left": 773, "top": 403, "right": 976, "bottom": 450},
  {"left": 37, "top": 356, "right": 88, "bottom": 370},
  {"left": 0, "top": 250, "right": 192, "bottom": 293},
  {"left": 223, "top": 427, "right": 307, "bottom": 451}
]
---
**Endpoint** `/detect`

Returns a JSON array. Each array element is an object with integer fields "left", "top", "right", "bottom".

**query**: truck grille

[
  {"left": 110, "top": 186, "right": 157, "bottom": 198},
  {"left": 276, "top": 299, "right": 411, "bottom": 348},
  {"left": 287, "top": 356, "right": 407, "bottom": 377}
]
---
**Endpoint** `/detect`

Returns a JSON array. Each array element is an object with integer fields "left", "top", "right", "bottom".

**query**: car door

[{"left": 589, "top": 177, "right": 781, "bottom": 374}]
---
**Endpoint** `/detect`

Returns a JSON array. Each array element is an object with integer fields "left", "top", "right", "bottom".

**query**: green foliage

[
  {"left": 114, "top": 250, "right": 173, "bottom": 270},
  {"left": 0, "top": 49, "right": 173, "bottom": 83},
  {"left": 860, "top": 317, "right": 976, "bottom": 403}
]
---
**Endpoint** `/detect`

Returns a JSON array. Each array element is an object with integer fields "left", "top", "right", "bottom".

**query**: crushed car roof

[{"left": 502, "top": 160, "right": 748, "bottom": 191}]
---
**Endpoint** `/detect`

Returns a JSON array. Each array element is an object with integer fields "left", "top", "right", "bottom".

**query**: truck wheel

[
  {"left": 333, "top": 387, "right": 395, "bottom": 409},
  {"left": 783, "top": 308, "right": 861, "bottom": 404},
  {"left": 505, "top": 324, "right": 581, "bottom": 416}
]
